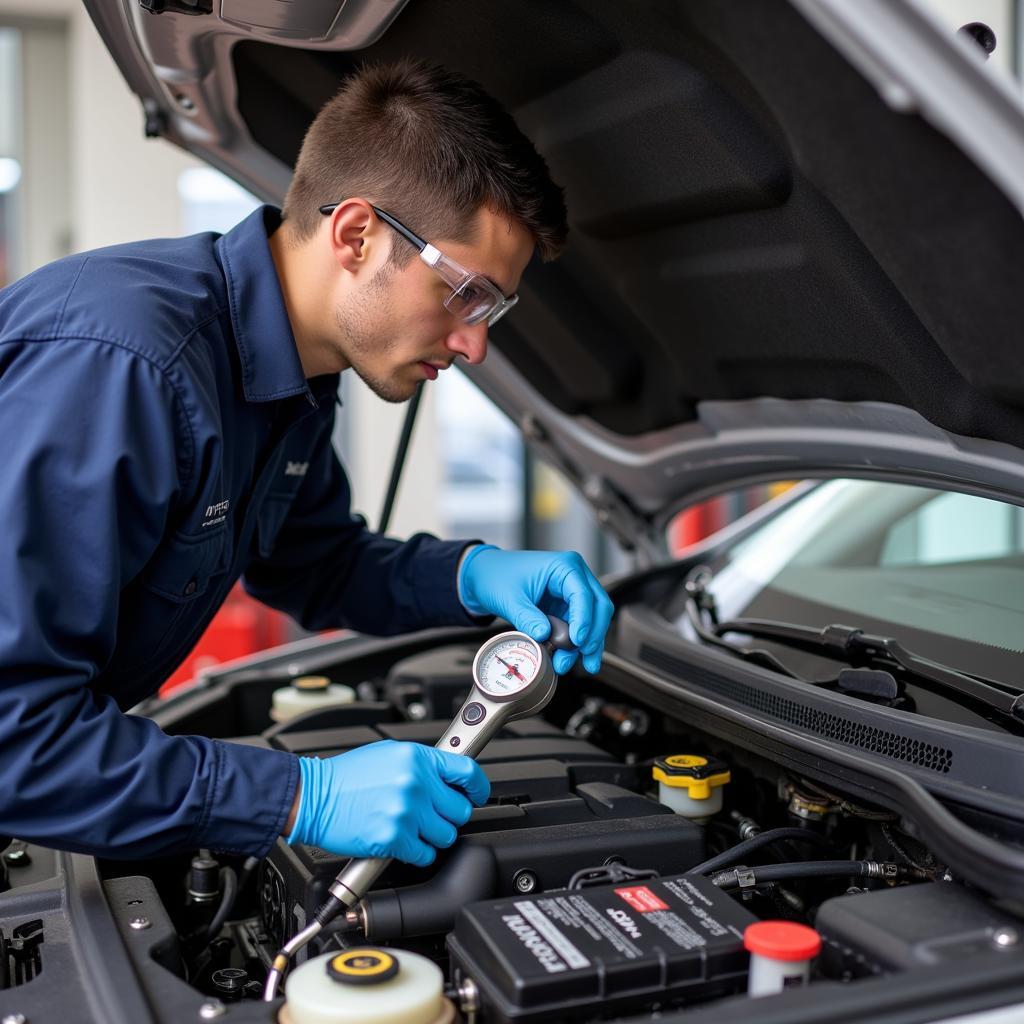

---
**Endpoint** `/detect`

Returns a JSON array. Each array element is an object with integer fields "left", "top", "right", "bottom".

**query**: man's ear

[{"left": 327, "top": 199, "right": 380, "bottom": 274}]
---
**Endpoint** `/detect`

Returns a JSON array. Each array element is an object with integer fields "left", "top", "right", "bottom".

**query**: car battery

[{"left": 448, "top": 873, "right": 757, "bottom": 1022}]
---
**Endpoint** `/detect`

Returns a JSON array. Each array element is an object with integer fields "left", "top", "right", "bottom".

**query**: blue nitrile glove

[
  {"left": 287, "top": 740, "right": 490, "bottom": 867},
  {"left": 459, "top": 546, "right": 615, "bottom": 675}
]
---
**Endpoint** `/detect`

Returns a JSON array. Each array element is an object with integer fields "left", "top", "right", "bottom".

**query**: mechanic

[{"left": 0, "top": 60, "right": 613, "bottom": 869}]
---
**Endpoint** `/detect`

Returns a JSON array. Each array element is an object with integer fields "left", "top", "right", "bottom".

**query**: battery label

[
  {"left": 451, "top": 873, "right": 757, "bottom": 1019},
  {"left": 507, "top": 900, "right": 591, "bottom": 971},
  {"left": 615, "top": 885, "right": 670, "bottom": 913},
  {"left": 496, "top": 877, "right": 750, "bottom": 975}
]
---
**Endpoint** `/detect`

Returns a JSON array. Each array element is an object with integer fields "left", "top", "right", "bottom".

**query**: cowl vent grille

[{"left": 639, "top": 644, "right": 953, "bottom": 774}]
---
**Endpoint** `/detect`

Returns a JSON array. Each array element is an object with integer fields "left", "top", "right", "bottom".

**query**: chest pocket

[
  {"left": 124, "top": 527, "right": 232, "bottom": 671},
  {"left": 144, "top": 526, "right": 232, "bottom": 603}
]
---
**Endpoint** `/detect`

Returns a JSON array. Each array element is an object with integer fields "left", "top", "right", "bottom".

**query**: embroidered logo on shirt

[
  {"left": 285, "top": 461, "right": 309, "bottom": 477},
  {"left": 202, "top": 499, "right": 230, "bottom": 528}
]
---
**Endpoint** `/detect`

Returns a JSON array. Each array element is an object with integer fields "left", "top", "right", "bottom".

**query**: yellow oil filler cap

[
  {"left": 653, "top": 754, "right": 730, "bottom": 819},
  {"left": 281, "top": 947, "right": 455, "bottom": 1024}
]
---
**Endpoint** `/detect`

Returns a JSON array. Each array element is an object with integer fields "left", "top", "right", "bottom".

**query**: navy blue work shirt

[{"left": 0, "top": 206, "right": 479, "bottom": 859}]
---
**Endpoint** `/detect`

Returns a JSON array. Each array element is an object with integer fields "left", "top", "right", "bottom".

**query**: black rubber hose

[
  {"left": 236, "top": 856, "right": 259, "bottom": 899},
  {"left": 711, "top": 860, "right": 907, "bottom": 890},
  {"left": 205, "top": 866, "right": 238, "bottom": 941},
  {"left": 688, "top": 827, "right": 835, "bottom": 876},
  {"left": 361, "top": 844, "right": 496, "bottom": 940}
]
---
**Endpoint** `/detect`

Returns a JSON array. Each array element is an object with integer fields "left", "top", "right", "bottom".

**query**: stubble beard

[{"left": 334, "top": 264, "right": 417, "bottom": 404}]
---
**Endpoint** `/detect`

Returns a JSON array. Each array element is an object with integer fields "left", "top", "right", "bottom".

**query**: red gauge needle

[{"left": 496, "top": 655, "right": 525, "bottom": 681}]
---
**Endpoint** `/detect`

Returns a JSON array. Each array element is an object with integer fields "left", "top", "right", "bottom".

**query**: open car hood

[{"left": 87, "top": 0, "right": 1024, "bottom": 556}]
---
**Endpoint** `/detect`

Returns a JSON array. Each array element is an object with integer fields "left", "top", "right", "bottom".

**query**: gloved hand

[
  {"left": 287, "top": 740, "right": 490, "bottom": 866},
  {"left": 459, "top": 546, "right": 614, "bottom": 675}
]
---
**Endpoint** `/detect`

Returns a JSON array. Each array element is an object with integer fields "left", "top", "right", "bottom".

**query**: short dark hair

[{"left": 282, "top": 59, "right": 568, "bottom": 262}]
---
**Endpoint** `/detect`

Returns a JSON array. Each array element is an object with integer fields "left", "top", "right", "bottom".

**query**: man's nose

[{"left": 444, "top": 321, "right": 488, "bottom": 365}]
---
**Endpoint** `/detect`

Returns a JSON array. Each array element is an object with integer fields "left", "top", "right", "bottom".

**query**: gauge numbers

[{"left": 475, "top": 636, "right": 542, "bottom": 699}]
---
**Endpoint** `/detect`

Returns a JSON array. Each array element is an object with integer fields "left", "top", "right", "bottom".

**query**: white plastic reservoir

[
  {"left": 280, "top": 947, "right": 455, "bottom": 1024},
  {"left": 270, "top": 676, "right": 356, "bottom": 723}
]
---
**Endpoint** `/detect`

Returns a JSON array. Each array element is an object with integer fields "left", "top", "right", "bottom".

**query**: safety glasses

[{"left": 318, "top": 203, "right": 519, "bottom": 328}]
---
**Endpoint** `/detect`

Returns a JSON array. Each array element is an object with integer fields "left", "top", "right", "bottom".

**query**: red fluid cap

[{"left": 744, "top": 921, "right": 822, "bottom": 962}]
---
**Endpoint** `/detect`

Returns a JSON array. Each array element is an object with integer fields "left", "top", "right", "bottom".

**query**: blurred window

[
  {"left": 0, "top": 26, "right": 22, "bottom": 287},
  {"left": 435, "top": 369, "right": 524, "bottom": 551},
  {"left": 881, "top": 489, "right": 1024, "bottom": 566},
  {"left": 178, "top": 166, "right": 260, "bottom": 235},
  {"left": 684, "top": 480, "right": 1024, "bottom": 660}
]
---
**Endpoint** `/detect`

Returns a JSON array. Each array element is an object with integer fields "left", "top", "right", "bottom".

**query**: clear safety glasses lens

[
  {"left": 443, "top": 276, "right": 518, "bottom": 327},
  {"left": 422, "top": 246, "right": 518, "bottom": 327}
]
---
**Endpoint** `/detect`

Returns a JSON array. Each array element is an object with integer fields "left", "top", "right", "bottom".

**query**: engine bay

[{"left": 4, "top": 628, "right": 1024, "bottom": 1023}]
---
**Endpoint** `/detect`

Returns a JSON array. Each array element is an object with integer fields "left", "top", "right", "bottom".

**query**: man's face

[{"left": 334, "top": 206, "right": 534, "bottom": 403}]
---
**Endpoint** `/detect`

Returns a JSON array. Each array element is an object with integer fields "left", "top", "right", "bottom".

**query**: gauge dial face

[{"left": 475, "top": 636, "right": 542, "bottom": 698}]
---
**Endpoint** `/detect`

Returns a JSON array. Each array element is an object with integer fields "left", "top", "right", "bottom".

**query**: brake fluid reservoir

[
  {"left": 744, "top": 921, "right": 821, "bottom": 996},
  {"left": 280, "top": 948, "right": 454, "bottom": 1024},
  {"left": 653, "top": 754, "right": 730, "bottom": 819},
  {"left": 271, "top": 676, "right": 356, "bottom": 722}
]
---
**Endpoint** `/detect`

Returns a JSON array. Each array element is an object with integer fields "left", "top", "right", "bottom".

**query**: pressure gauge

[{"left": 473, "top": 633, "right": 549, "bottom": 700}]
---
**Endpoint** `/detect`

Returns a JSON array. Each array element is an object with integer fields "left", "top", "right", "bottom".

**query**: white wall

[{"left": 1, "top": 0, "right": 200, "bottom": 256}]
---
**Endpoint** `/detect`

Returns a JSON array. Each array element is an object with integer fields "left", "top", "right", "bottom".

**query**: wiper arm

[
  {"left": 683, "top": 567, "right": 1024, "bottom": 725},
  {"left": 682, "top": 567, "right": 806, "bottom": 680}
]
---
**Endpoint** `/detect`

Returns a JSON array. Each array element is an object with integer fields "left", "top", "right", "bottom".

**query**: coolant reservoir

[
  {"left": 271, "top": 676, "right": 356, "bottom": 722},
  {"left": 653, "top": 754, "right": 730, "bottom": 819},
  {"left": 280, "top": 948, "right": 455, "bottom": 1024}
]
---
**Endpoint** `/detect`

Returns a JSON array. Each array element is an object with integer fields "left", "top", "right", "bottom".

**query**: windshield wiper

[{"left": 682, "top": 566, "right": 1024, "bottom": 725}]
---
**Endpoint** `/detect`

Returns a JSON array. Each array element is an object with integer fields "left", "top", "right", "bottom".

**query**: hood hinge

[{"left": 521, "top": 413, "right": 661, "bottom": 568}]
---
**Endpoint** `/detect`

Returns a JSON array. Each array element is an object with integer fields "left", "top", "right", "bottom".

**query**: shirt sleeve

[
  {"left": 242, "top": 405, "right": 486, "bottom": 634},
  {"left": 0, "top": 338, "right": 297, "bottom": 858}
]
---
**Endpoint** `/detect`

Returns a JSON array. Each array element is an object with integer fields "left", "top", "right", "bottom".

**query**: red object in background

[
  {"left": 669, "top": 497, "right": 730, "bottom": 555},
  {"left": 668, "top": 484, "right": 796, "bottom": 556},
  {"left": 159, "top": 583, "right": 290, "bottom": 694}
]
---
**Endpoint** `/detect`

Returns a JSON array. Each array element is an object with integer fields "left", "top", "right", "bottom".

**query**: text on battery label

[
  {"left": 607, "top": 907, "right": 642, "bottom": 939},
  {"left": 502, "top": 915, "right": 567, "bottom": 973},
  {"left": 664, "top": 878, "right": 713, "bottom": 909},
  {"left": 511, "top": 901, "right": 591, "bottom": 970},
  {"left": 568, "top": 895, "right": 642, "bottom": 959}
]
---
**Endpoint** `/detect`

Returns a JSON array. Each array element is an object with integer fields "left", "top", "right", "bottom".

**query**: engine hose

[
  {"left": 236, "top": 855, "right": 259, "bottom": 897},
  {"left": 354, "top": 843, "right": 496, "bottom": 941},
  {"left": 688, "top": 827, "right": 835, "bottom": 875},
  {"left": 711, "top": 859, "right": 915, "bottom": 890},
  {"left": 205, "top": 867, "right": 237, "bottom": 941}
]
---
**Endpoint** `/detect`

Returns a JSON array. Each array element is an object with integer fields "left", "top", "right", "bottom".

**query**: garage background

[{"left": 0, "top": 0, "right": 1016, "bottom": 684}]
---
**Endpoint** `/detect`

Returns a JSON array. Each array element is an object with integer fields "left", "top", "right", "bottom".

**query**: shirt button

[{"left": 184, "top": 580, "right": 197, "bottom": 596}]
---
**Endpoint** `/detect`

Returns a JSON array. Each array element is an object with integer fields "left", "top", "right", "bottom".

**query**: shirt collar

[{"left": 216, "top": 205, "right": 313, "bottom": 404}]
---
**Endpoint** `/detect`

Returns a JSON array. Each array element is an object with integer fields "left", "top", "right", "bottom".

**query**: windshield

[{"left": 670, "top": 480, "right": 1024, "bottom": 682}]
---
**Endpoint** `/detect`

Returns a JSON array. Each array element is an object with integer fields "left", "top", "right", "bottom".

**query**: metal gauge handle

[{"left": 323, "top": 616, "right": 572, "bottom": 911}]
